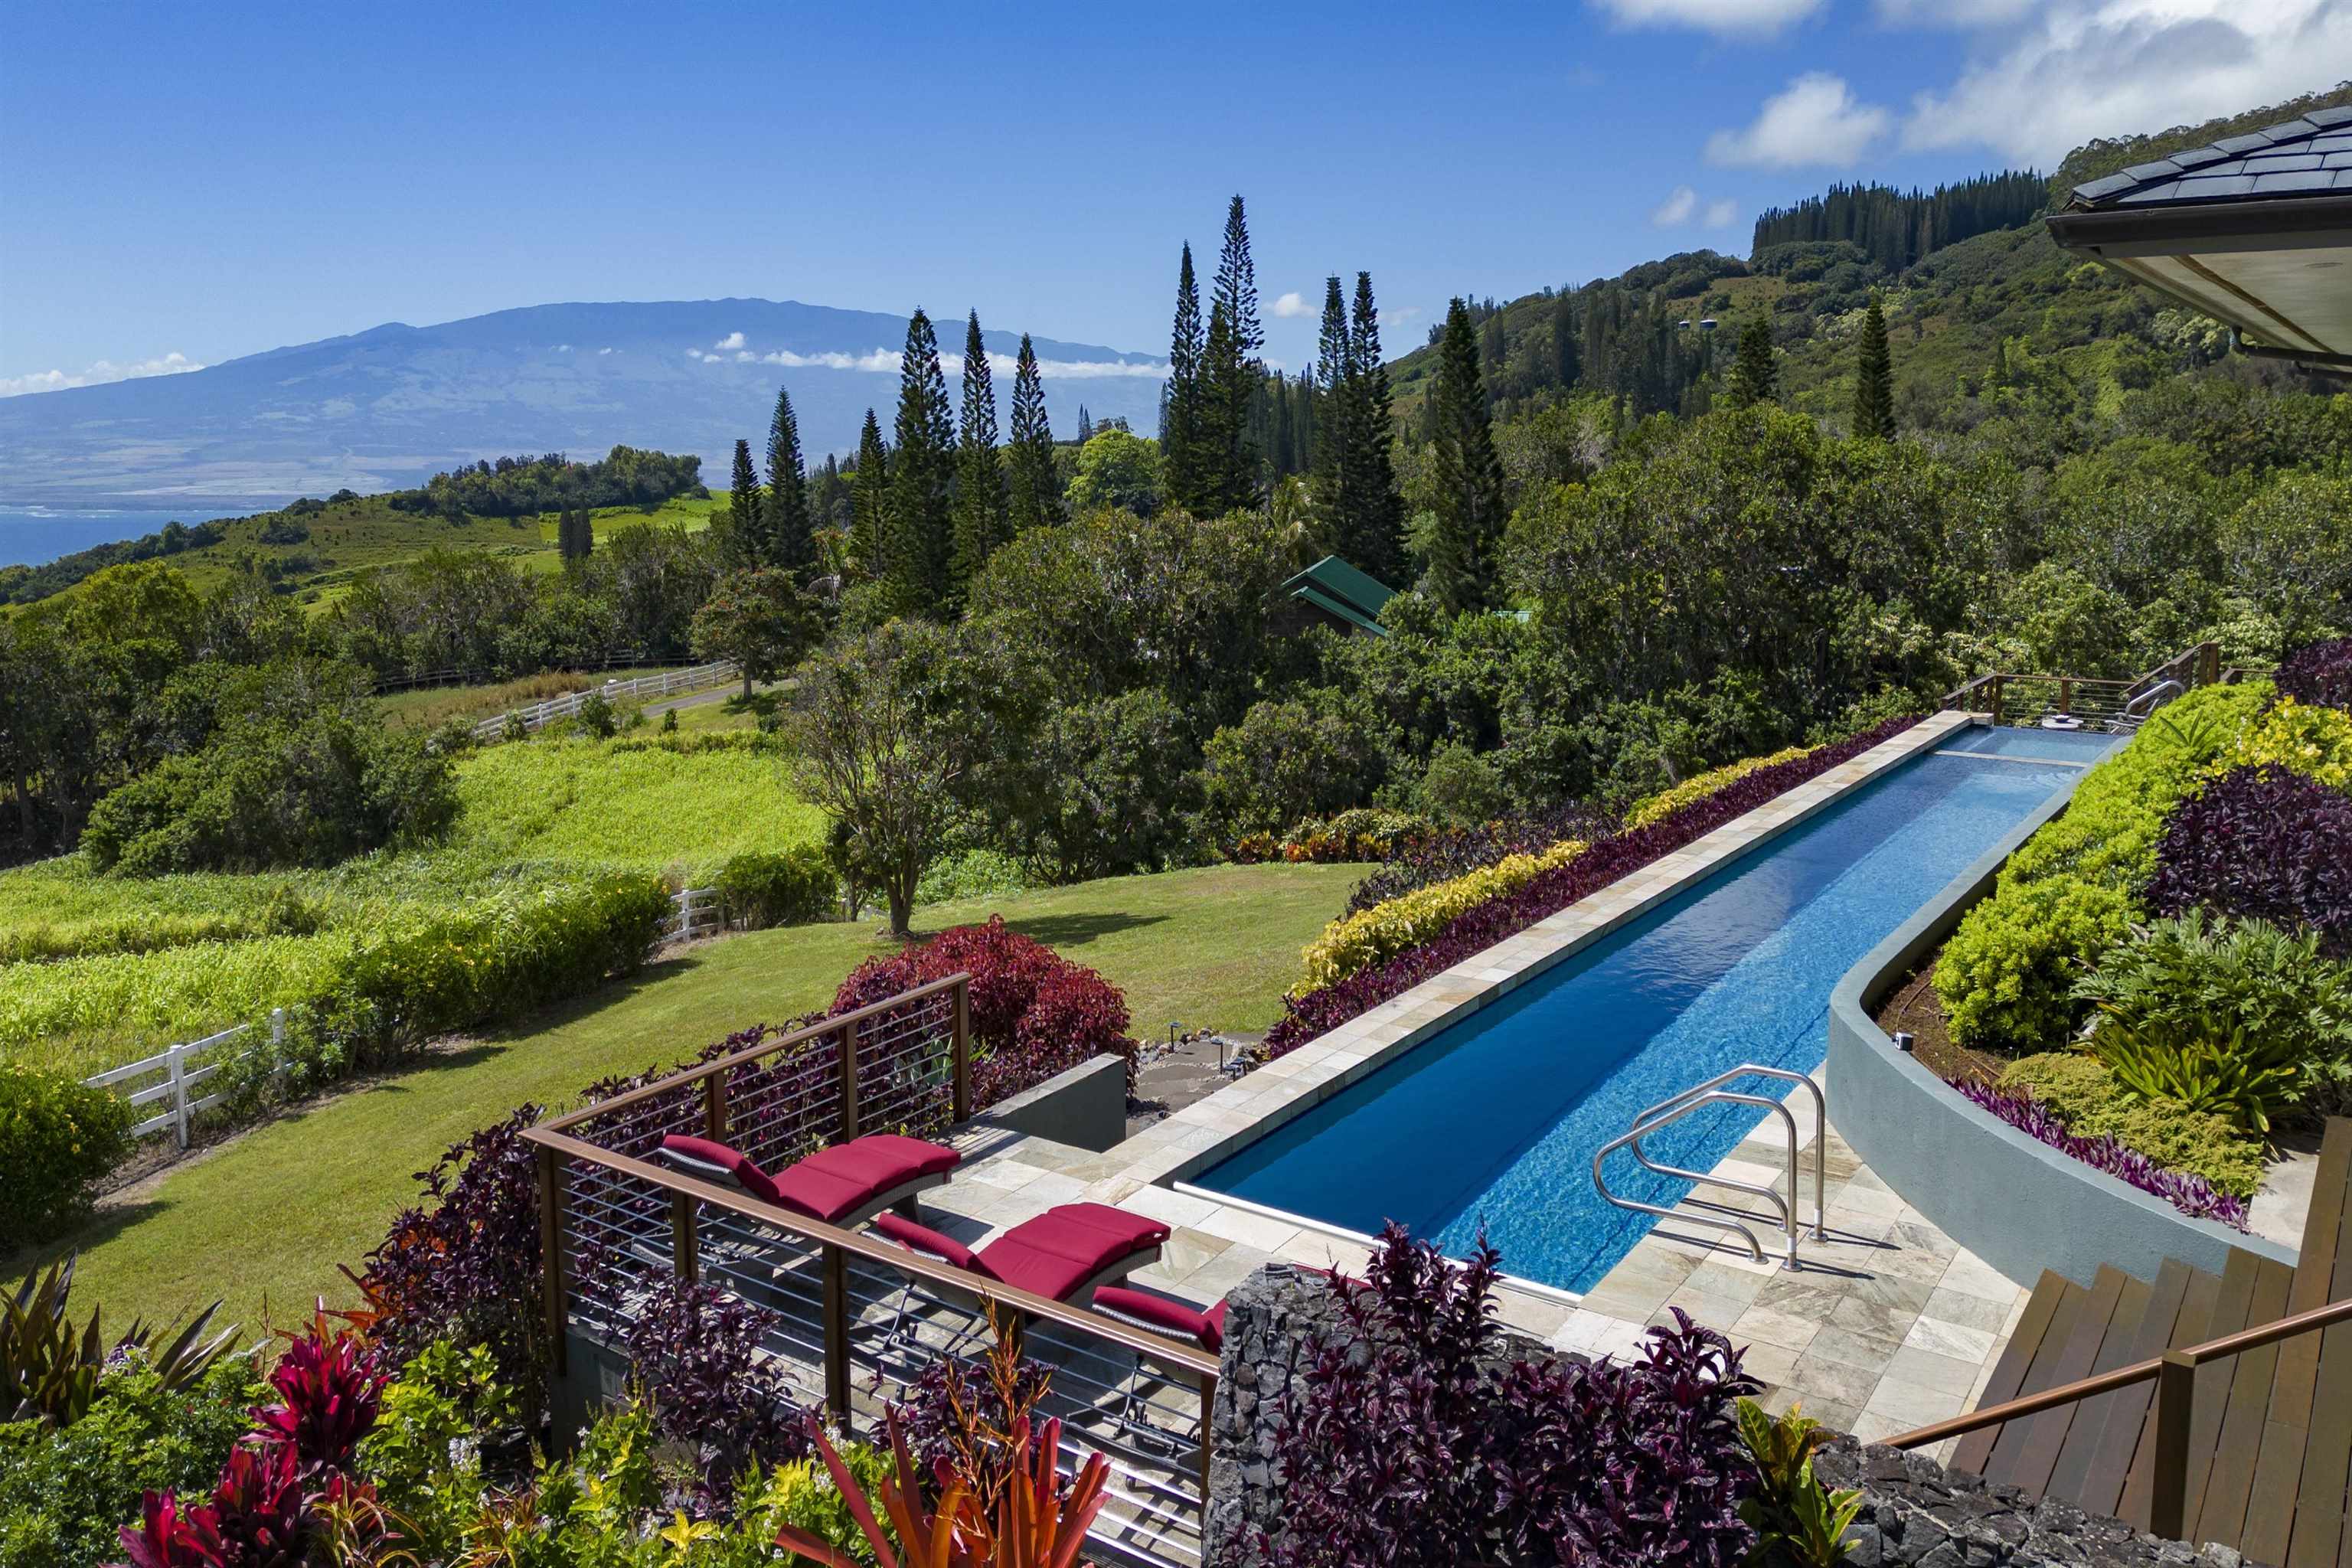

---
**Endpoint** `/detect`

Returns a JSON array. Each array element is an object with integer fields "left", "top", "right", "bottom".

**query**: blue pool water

[{"left": 1198, "top": 730, "right": 2115, "bottom": 1293}]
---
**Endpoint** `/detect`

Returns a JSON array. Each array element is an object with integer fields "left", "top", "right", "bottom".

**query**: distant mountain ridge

[{"left": 0, "top": 299, "right": 1168, "bottom": 509}]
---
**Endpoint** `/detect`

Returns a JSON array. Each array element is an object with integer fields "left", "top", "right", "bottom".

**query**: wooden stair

[{"left": 1949, "top": 1118, "right": 2352, "bottom": 1566}]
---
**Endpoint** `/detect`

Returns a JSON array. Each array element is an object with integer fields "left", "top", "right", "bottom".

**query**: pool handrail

[{"left": 1592, "top": 1065, "right": 1828, "bottom": 1269}]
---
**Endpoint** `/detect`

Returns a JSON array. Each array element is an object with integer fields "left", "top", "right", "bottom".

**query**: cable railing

[
  {"left": 1942, "top": 641, "right": 2241, "bottom": 733},
  {"left": 523, "top": 975, "right": 1219, "bottom": 1566}
]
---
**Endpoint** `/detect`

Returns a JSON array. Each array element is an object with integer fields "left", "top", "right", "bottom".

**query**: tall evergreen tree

[
  {"left": 951, "top": 311, "right": 1009, "bottom": 590},
  {"left": 1851, "top": 293, "right": 1894, "bottom": 439},
  {"left": 1726, "top": 317, "right": 1779, "bottom": 409},
  {"left": 1344, "top": 272, "right": 1406, "bottom": 585},
  {"left": 1551, "top": 293, "right": 1580, "bottom": 390},
  {"left": 1006, "top": 334, "right": 1063, "bottom": 531},
  {"left": 1310, "top": 276, "right": 1352, "bottom": 510},
  {"left": 1161, "top": 243, "right": 1210, "bottom": 514},
  {"left": 1424, "top": 298, "right": 1507, "bottom": 616},
  {"left": 850, "top": 409, "right": 890, "bottom": 581},
  {"left": 1076, "top": 405, "right": 1093, "bottom": 443},
  {"left": 764, "top": 383, "right": 814, "bottom": 573},
  {"left": 887, "top": 309, "right": 957, "bottom": 614},
  {"left": 724, "top": 439, "right": 763, "bottom": 569},
  {"left": 1198, "top": 194, "right": 1265, "bottom": 513}
]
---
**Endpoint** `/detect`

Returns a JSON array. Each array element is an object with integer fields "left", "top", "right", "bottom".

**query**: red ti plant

[
  {"left": 776, "top": 1409, "right": 1107, "bottom": 1568},
  {"left": 250, "top": 1320, "right": 390, "bottom": 1476}
]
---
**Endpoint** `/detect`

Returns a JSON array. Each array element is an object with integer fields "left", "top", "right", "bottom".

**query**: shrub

[
  {"left": 2149, "top": 764, "right": 2352, "bottom": 958},
  {"left": 1418, "top": 742, "right": 1512, "bottom": 826},
  {"left": 1268, "top": 717, "right": 1916, "bottom": 1056},
  {"left": 0, "top": 1357, "right": 257, "bottom": 1568},
  {"left": 1246, "top": 807, "right": 1429, "bottom": 866},
  {"left": 1199, "top": 697, "right": 1377, "bottom": 840},
  {"left": 1999, "top": 1054, "right": 2265, "bottom": 1197},
  {"left": 1297, "top": 838, "right": 1588, "bottom": 996},
  {"left": 355, "top": 1340, "right": 518, "bottom": 1560},
  {"left": 2218, "top": 696, "right": 2352, "bottom": 790},
  {"left": 0, "top": 1068, "right": 134, "bottom": 1246},
  {"left": 360, "top": 1106, "right": 550, "bottom": 1407},
  {"left": 1243, "top": 1226, "right": 1759, "bottom": 1568},
  {"left": 1625, "top": 745, "right": 1812, "bottom": 830},
  {"left": 1344, "top": 802, "right": 1615, "bottom": 912},
  {"left": 2277, "top": 636, "right": 2352, "bottom": 711},
  {"left": 713, "top": 845, "right": 837, "bottom": 929},
  {"left": 1735, "top": 1400, "right": 1865, "bottom": 1568},
  {"left": 886, "top": 1341, "right": 1055, "bottom": 1507},
  {"left": 577, "top": 688, "right": 619, "bottom": 738},
  {"left": 2074, "top": 911, "right": 2352, "bottom": 1119},
  {"left": 1, "top": 1256, "right": 237, "bottom": 1429},
  {"left": 1954, "top": 1080, "right": 2249, "bottom": 1227},
  {"left": 2090, "top": 1012, "right": 2302, "bottom": 1135},
  {"left": 621, "top": 1276, "right": 808, "bottom": 1501},
  {"left": 1935, "top": 684, "right": 2266, "bottom": 1050},
  {"left": 82, "top": 715, "right": 457, "bottom": 876},
  {"left": 735, "top": 1439, "right": 897, "bottom": 1565},
  {"left": 831, "top": 916, "right": 1139, "bottom": 1104}
]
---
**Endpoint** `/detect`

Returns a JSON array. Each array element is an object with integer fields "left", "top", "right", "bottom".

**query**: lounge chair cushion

[
  {"left": 769, "top": 1135, "right": 962, "bottom": 1223},
  {"left": 658, "top": 1135, "right": 788, "bottom": 1205},
  {"left": 1092, "top": 1286, "right": 1230, "bottom": 1352},
  {"left": 976, "top": 1204, "right": 1171, "bottom": 1301},
  {"left": 874, "top": 1212, "right": 986, "bottom": 1274}
]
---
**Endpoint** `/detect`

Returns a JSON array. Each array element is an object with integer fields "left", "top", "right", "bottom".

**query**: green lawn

[{"left": 26, "top": 862, "right": 1363, "bottom": 1335}]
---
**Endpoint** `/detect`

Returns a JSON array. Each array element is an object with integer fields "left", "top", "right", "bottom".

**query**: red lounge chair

[
  {"left": 657, "top": 1133, "right": 960, "bottom": 1227},
  {"left": 873, "top": 1202, "right": 1169, "bottom": 1307},
  {"left": 1089, "top": 1285, "right": 1230, "bottom": 1354}
]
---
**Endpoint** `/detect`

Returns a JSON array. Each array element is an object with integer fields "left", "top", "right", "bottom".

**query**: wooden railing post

[
  {"left": 1989, "top": 675, "right": 2005, "bottom": 727},
  {"left": 671, "top": 1192, "right": 698, "bottom": 1284},
  {"left": 2059, "top": 677, "right": 2073, "bottom": 716},
  {"left": 840, "top": 1018, "right": 861, "bottom": 1139},
  {"left": 704, "top": 1072, "right": 729, "bottom": 1143},
  {"left": 2197, "top": 640, "right": 2220, "bottom": 688},
  {"left": 537, "top": 1145, "right": 570, "bottom": 1377},
  {"left": 1197, "top": 1370, "right": 1217, "bottom": 1517},
  {"left": 822, "top": 1246, "right": 851, "bottom": 1418},
  {"left": 2150, "top": 1350, "right": 2194, "bottom": 1541},
  {"left": 952, "top": 977, "right": 972, "bottom": 1125}
]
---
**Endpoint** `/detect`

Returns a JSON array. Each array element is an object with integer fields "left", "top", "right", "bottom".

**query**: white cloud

[
  {"left": 555, "top": 343, "right": 573, "bottom": 351},
  {"left": 1590, "top": 0, "right": 1823, "bottom": 34},
  {"left": 1875, "top": 0, "right": 2038, "bottom": 22},
  {"left": 758, "top": 346, "right": 903, "bottom": 372},
  {"left": 1901, "top": 0, "right": 2352, "bottom": 163},
  {"left": 714, "top": 331, "right": 746, "bottom": 350},
  {"left": 0, "top": 351, "right": 206, "bottom": 398},
  {"left": 1270, "top": 291, "right": 1312, "bottom": 318},
  {"left": 599, "top": 347, "right": 614, "bottom": 354},
  {"left": 1704, "top": 198, "right": 1740, "bottom": 227},
  {"left": 1706, "top": 73, "right": 1892, "bottom": 167},
  {"left": 699, "top": 352, "right": 724, "bottom": 363},
  {"left": 1651, "top": 185, "right": 1700, "bottom": 226}
]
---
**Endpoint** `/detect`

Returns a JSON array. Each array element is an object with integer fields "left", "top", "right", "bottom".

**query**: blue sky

[{"left": 2, "top": 0, "right": 2343, "bottom": 394}]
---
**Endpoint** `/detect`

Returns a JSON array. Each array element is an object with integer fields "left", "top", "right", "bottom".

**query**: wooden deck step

[{"left": 1940, "top": 1117, "right": 2352, "bottom": 1560}]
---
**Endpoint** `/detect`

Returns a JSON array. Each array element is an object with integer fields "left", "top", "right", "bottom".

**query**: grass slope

[{"left": 28, "top": 862, "right": 1367, "bottom": 1333}]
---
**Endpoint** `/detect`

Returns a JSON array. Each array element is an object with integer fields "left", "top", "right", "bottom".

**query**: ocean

[{"left": 0, "top": 507, "right": 258, "bottom": 569}]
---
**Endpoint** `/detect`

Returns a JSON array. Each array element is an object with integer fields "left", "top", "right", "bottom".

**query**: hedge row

[
  {"left": 1622, "top": 745, "right": 1812, "bottom": 831},
  {"left": 1297, "top": 838, "right": 1588, "bottom": 996},
  {"left": 1932, "top": 682, "right": 2269, "bottom": 1050},
  {"left": 1263, "top": 714, "right": 1922, "bottom": 1057}
]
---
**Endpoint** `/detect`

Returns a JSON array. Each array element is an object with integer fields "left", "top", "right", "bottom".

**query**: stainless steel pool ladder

[
  {"left": 1591, "top": 1065, "right": 1826, "bottom": 1269},
  {"left": 2113, "top": 678, "right": 2184, "bottom": 733}
]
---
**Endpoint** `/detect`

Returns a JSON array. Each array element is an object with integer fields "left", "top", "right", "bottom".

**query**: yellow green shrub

[
  {"left": 2215, "top": 697, "right": 2352, "bottom": 791},
  {"left": 1298, "top": 839, "right": 1586, "bottom": 995},
  {"left": 1625, "top": 747, "right": 1813, "bottom": 830}
]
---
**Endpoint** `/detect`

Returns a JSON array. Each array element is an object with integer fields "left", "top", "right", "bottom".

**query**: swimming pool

[{"left": 1195, "top": 726, "right": 2115, "bottom": 1293}]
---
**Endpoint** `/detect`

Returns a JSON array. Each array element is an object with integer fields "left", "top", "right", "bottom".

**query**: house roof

[
  {"left": 1283, "top": 555, "right": 1397, "bottom": 637},
  {"left": 2047, "top": 106, "right": 2352, "bottom": 370}
]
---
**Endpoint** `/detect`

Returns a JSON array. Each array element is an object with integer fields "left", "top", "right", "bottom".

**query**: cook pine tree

[
  {"left": 887, "top": 309, "right": 957, "bottom": 616},
  {"left": 1006, "top": 334, "right": 1063, "bottom": 531},
  {"left": 950, "top": 310, "right": 1008, "bottom": 593},
  {"left": 1424, "top": 297, "right": 1507, "bottom": 615}
]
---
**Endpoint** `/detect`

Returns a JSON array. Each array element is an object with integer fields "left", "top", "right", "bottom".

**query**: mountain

[{"left": 0, "top": 299, "right": 1168, "bottom": 509}]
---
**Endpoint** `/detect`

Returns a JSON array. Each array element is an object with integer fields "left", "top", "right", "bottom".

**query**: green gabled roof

[{"left": 1283, "top": 555, "right": 1397, "bottom": 634}]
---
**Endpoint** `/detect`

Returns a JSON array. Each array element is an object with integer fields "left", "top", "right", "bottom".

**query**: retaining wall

[{"left": 1824, "top": 785, "right": 2295, "bottom": 1289}]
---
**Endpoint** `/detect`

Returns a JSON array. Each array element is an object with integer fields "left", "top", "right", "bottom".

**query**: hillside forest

[{"left": 2, "top": 87, "right": 2348, "bottom": 922}]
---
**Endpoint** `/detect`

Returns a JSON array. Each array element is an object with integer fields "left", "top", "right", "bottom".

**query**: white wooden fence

[
  {"left": 471, "top": 659, "right": 742, "bottom": 741},
  {"left": 85, "top": 1008, "right": 288, "bottom": 1150},
  {"left": 665, "top": 885, "right": 722, "bottom": 944}
]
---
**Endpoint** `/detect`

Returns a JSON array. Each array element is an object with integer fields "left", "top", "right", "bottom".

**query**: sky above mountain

[{"left": 3, "top": 0, "right": 2344, "bottom": 400}]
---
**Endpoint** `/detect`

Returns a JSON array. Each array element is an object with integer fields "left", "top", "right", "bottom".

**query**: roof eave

[{"left": 2047, "top": 195, "right": 2352, "bottom": 258}]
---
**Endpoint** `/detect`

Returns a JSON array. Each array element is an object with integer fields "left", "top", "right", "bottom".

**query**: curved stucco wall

[{"left": 1824, "top": 778, "right": 2295, "bottom": 1289}]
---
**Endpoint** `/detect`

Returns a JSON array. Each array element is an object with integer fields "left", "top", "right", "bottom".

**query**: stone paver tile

[
  {"left": 1191, "top": 1206, "right": 1302, "bottom": 1252},
  {"left": 1738, "top": 1340, "right": 1802, "bottom": 1387},
  {"left": 1179, "top": 1246, "right": 1272, "bottom": 1298},
  {"left": 1755, "top": 1276, "right": 1851, "bottom": 1321},
  {"left": 1939, "top": 1252, "right": 2022, "bottom": 1304},
  {"left": 1156, "top": 1228, "right": 1233, "bottom": 1281},
  {"left": 1498, "top": 1295, "right": 1574, "bottom": 1341},
  {"left": 1840, "top": 1270, "right": 1939, "bottom": 1317},
  {"left": 1662, "top": 1286, "right": 1756, "bottom": 1331},
  {"left": 1862, "top": 1373, "right": 1967, "bottom": 1429},
  {"left": 1883, "top": 1344, "right": 1982, "bottom": 1397},
  {"left": 1828, "top": 1295, "right": 1920, "bottom": 1345},
  {"left": 1805, "top": 1326, "right": 1903, "bottom": 1376},
  {"left": 1784, "top": 1352, "right": 1883, "bottom": 1411},
  {"left": 1920, "top": 1285, "right": 2010, "bottom": 1335},
  {"left": 1890, "top": 1218, "right": 1961, "bottom": 1259},
  {"left": 1580, "top": 1282, "right": 1675, "bottom": 1323},
  {"left": 1683, "top": 1260, "right": 1772, "bottom": 1305},
  {"left": 1015, "top": 1171, "right": 1089, "bottom": 1205},
  {"left": 1731, "top": 1303, "right": 1823, "bottom": 1355},
  {"left": 1903, "top": 1315, "right": 1997, "bottom": 1365},
  {"left": 1549, "top": 1308, "right": 1627, "bottom": 1354},
  {"left": 1118, "top": 1184, "right": 1222, "bottom": 1230},
  {"left": 1582, "top": 1317, "right": 1655, "bottom": 1362}
]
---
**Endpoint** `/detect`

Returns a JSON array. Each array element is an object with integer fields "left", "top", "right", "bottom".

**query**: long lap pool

[{"left": 1195, "top": 723, "right": 2115, "bottom": 1293}]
